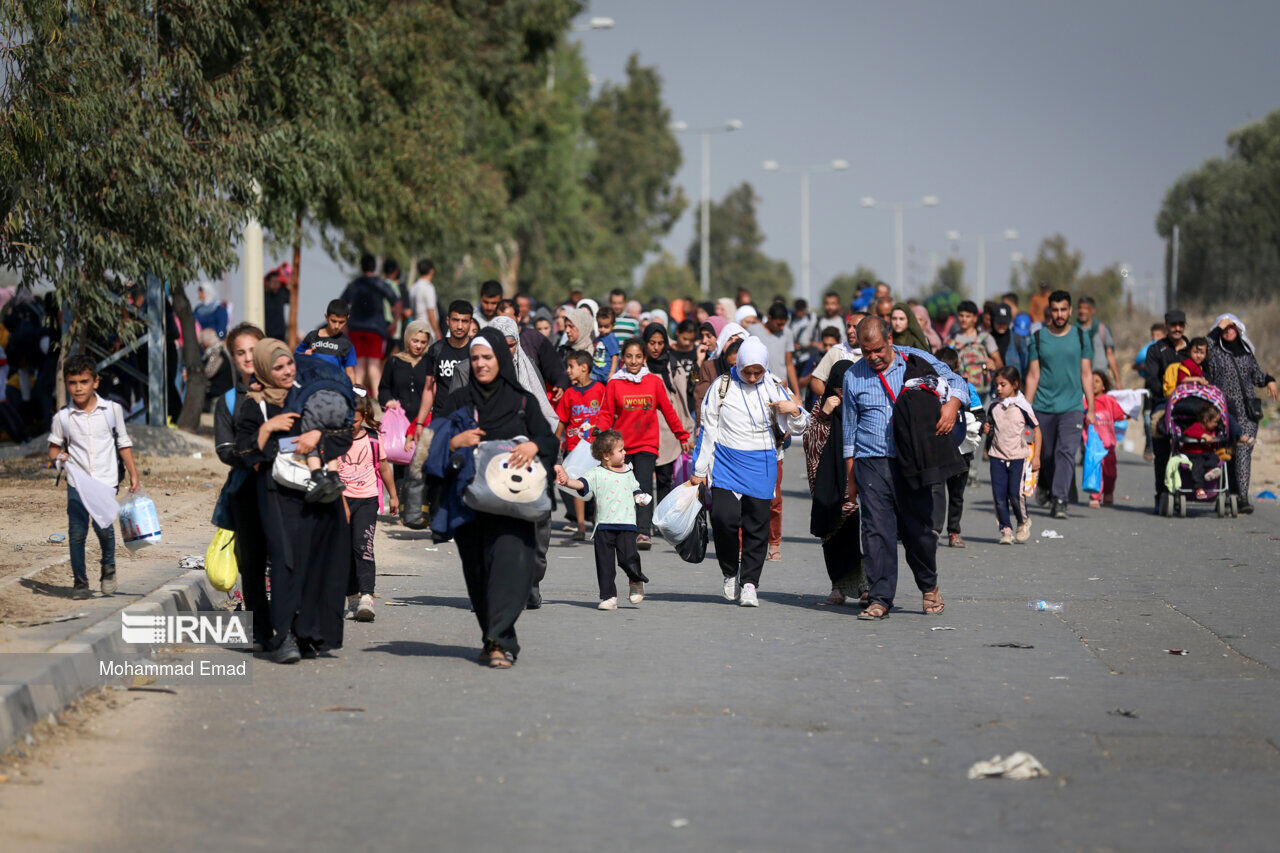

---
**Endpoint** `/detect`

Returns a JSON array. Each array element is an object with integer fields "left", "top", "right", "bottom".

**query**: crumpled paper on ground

[{"left": 966, "top": 751, "right": 1049, "bottom": 780}]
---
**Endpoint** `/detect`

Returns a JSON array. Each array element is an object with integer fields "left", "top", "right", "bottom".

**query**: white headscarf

[
  {"left": 197, "top": 282, "right": 217, "bottom": 307},
  {"left": 575, "top": 299, "right": 600, "bottom": 337},
  {"left": 736, "top": 336, "right": 769, "bottom": 372},
  {"left": 734, "top": 304, "right": 758, "bottom": 324},
  {"left": 489, "top": 316, "right": 559, "bottom": 430},
  {"left": 712, "top": 322, "right": 748, "bottom": 357},
  {"left": 1213, "top": 313, "right": 1256, "bottom": 356}
]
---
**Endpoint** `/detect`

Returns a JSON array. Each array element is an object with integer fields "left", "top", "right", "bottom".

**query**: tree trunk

[
  {"left": 495, "top": 237, "right": 520, "bottom": 297},
  {"left": 288, "top": 208, "right": 303, "bottom": 349},
  {"left": 170, "top": 287, "right": 207, "bottom": 433}
]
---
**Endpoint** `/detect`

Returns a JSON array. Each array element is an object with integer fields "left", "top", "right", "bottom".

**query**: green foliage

[
  {"left": 686, "top": 182, "right": 793, "bottom": 300},
  {"left": 635, "top": 252, "right": 697, "bottom": 304},
  {"left": 1157, "top": 110, "right": 1280, "bottom": 303},
  {"left": 930, "top": 257, "right": 967, "bottom": 298},
  {"left": 1010, "top": 234, "right": 1123, "bottom": 318}
]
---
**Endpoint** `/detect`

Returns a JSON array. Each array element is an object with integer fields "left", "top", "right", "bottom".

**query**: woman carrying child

[
  {"left": 983, "top": 366, "right": 1042, "bottom": 545},
  {"left": 233, "top": 339, "right": 349, "bottom": 664},
  {"left": 555, "top": 429, "right": 652, "bottom": 610},
  {"left": 339, "top": 393, "right": 399, "bottom": 623},
  {"left": 596, "top": 338, "right": 692, "bottom": 549}
]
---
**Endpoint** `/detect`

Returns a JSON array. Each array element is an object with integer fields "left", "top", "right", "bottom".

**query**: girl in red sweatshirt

[{"left": 597, "top": 339, "right": 691, "bottom": 547}]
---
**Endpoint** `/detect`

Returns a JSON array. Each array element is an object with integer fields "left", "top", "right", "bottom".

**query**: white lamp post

[
  {"left": 947, "top": 228, "right": 1019, "bottom": 305},
  {"left": 673, "top": 119, "right": 744, "bottom": 296},
  {"left": 860, "top": 195, "right": 940, "bottom": 295},
  {"left": 761, "top": 159, "right": 849, "bottom": 304}
]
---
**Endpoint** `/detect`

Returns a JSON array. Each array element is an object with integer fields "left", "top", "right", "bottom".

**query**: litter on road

[
  {"left": 987, "top": 642, "right": 1034, "bottom": 649},
  {"left": 1039, "top": 529, "right": 1063, "bottom": 539},
  {"left": 930, "top": 626, "right": 956, "bottom": 631},
  {"left": 1166, "top": 649, "right": 1189, "bottom": 655},
  {"left": 967, "top": 751, "right": 1049, "bottom": 780}
]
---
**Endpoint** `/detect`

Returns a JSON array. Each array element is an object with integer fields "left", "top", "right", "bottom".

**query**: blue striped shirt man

[{"left": 841, "top": 346, "right": 969, "bottom": 459}]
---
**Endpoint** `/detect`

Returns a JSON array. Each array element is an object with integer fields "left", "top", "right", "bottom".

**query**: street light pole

[
  {"left": 945, "top": 228, "right": 1019, "bottom": 305},
  {"left": 860, "top": 195, "right": 940, "bottom": 296},
  {"left": 674, "top": 119, "right": 744, "bottom": 297},
  {"left": 762, "top": 158, "right": 849, "bottom": 304}
]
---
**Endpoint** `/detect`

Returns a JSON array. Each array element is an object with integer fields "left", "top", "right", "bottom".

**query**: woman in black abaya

[
  {"left": 440, "top": 329, "right": 558, "bottom": 668},
  {"left": 802, "top": 359, "right": 868, "bottom": 606}
]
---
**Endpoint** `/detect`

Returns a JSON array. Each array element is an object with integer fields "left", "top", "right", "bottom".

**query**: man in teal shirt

[{"left": 1024, "top": 290, "right": 1096, "bottom": 519}]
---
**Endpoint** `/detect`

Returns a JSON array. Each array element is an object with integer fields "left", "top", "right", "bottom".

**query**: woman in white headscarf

[
  {"left": 1203, "top": 313, "right": 1279, "bottom": 513},
  {"left": 734, "top": 304, "right": 759, "bottom": 329},
  {"left": 689, "top": 336, "right": 808, "bottom": 607}
]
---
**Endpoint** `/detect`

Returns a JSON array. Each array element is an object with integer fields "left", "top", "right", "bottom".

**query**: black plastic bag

[{"left": 675, "top": 507, "right": 709, "bottom": 563}]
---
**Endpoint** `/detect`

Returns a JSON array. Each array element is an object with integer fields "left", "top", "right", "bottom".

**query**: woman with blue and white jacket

[{"left": 689, "top": 337, "right": 809, "bottom": 607}]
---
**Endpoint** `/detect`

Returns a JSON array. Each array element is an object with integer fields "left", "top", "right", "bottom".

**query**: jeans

[
  {"left": 1035, "top": 410, "right": 1084, "bottom": 503},
  {"left": 989, "top": 458, "right": 1026, "bottom": 531},
  {"left": 67, "top": 484, "right": 115, "bottom": 584}
]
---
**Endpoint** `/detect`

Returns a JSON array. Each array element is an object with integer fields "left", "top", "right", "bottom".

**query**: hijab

[
  {"left": 912, "top": 304, "right": 943, "bottom": 351},
  {"left": 734, "top": 304, "right": 758, "bottom": 324},
  {"left": 197, "top": 283, "right": 217, "bottom": 308},
  {"left": 464, "top": 330, "right": 531, "bottom": 434},
  {"left": 712, "top": 322, "right": 748, "bottom": 357},
  {"left": 735, "top": 335, "right": 770, "bottom": 373},
  {"left": 642, "top": 323, "right": 676, "bottom": 393},
  {"left": 248, "top": 338, "right": 294, "bottom": 407},
  {"left": 716, "top": 297, "right": 735, "bottom": 319},
  {"left": 563, "top": 307, "right": 596, "bottom": 353},
  {"left": 703, "top": 315, "right": 728, "bottom": 338},
  {"left": 891, "top": 302, "right": 930, "bottom": 351},
  {"left": 490, "top": 316, "right": 559, "bottom": 430},
  {"left": 649, "top": 308, "right": 670, "bottom": 330},
  {"left": 394, "top": 319, "right": 434, "bottom": 365},
  {"left": 574, "top": 299, "right": 600, "bottom": 337},
  {"left": 1212, "top": 313, "right": 1255, "bottom": 357}
]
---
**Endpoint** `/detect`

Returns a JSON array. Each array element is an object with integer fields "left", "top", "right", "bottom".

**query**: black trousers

[
  {"left": 593, "top": 526, "right": 647, "bottom": 600},
  {"left": 821, "top": 511, "right": 865, "bottom": 587},
  {"left": 655, "top": 461, "right": 674, "bottom": 505},
  {"left": 1153, "top": 426, "right": 1172, "bottom": 500},
  {"left": 626, "top": 451, "right": 658, "bottom": 534},
  {"left": 454, "top": 512, "right": 536, "bottom": 658},
  {"left": 709, "top": 486, "right": 771, "bottom": 588},
  {"left": 931, "top": 453, "right": 971, "bottom": 535},
  {"left": 345, "top": 495, "right": 378, "bottom": 596},
  {"left": 256, "top": 476, "right": 347, "bottom": 651},
  {"left": 855, "top": 457, "right": 938, "bottom": 610},
  {"left": 228, "top": 475, "right": 270, "bottom": 646}
]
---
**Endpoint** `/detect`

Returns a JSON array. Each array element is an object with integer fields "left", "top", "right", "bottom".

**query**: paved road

[{"left": 4, "top": 448, "right": 1280, "bottom": 851}]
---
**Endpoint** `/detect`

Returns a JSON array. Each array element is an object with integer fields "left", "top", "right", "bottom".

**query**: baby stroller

[{"left": 1159, "top": 383, "right": 1237, "bottom": 518}]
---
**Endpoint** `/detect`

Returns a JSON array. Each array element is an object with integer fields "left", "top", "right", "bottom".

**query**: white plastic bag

[
  {"left": 64, "top": 461, "right": 120, "bottom": 529},
  {"left": 118, "top": 491, "right": 162, "bottom": 552},
  {"left": 558, "top": 439, "right": 596, "bottom": 499},
  {"left": 653, "top": 481, "right": 702, "bottom": 545}
]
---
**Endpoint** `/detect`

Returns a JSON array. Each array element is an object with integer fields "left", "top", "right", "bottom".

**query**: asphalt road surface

[{"left": 4, "top": 448, "right": 1279, "bottom": 851}]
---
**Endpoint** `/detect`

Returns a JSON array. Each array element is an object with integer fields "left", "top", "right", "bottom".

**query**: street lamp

[
  {"left": 673, "top": 119, "right": 745, "bottom": 296},
  {"left": 571, "top": 17, "right": 615, "bottom": 32},
  {"left": 761, "top": 158, "right": 849, "bottom": 304},
  {"left": 860, "top": 195, "right": 940, "bottom": 295},
  {"left": 947, "top": 228, "right": 1019, "bottom": 305}
]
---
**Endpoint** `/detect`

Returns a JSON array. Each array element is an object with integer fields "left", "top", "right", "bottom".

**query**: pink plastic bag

[{"left": 379, "top": 405, "right": 416, "bottom": 465}]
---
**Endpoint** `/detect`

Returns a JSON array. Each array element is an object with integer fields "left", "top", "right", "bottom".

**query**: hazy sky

[{"left": 229, "top": 0, "right": 1280, "bottom": 322}]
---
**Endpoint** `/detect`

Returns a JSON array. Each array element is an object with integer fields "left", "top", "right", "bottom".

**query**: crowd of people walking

[{"left": 39, "top": 263, "right": 1277, "bottom": 669}]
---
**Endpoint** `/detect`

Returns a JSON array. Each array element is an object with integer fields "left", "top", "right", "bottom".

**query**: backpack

[
  {"left": 1033, "top": 326, "right": 1086, "bottom": 373},
  {"left": 717, "top": 373, "right": 787, "bottom": 450},
  {"left": 349, "top": 278, "right": 383, "bottom": 321},
  {"left": 951, "top": 334, "right": 993, "bottom": 394},
  {"left": 284, "top": 353, "right": 355, "bottom": 415},
  {"left": 58, "top": 401, "right": 126, "bottom": 484}
]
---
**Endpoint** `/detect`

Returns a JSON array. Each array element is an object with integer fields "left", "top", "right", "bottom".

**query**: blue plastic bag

[{"left": 1082, "top": 425, "right": 1106, "bottom": 493}]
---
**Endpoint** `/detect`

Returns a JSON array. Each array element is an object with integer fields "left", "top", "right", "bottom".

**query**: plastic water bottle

[{"left": 1029, "top": 600, "right": 1064, "bottom": 613}]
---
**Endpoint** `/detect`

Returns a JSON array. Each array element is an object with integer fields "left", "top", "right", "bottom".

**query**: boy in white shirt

[{"left": 48, "top": 355, "right": 141, "bottom": 599}]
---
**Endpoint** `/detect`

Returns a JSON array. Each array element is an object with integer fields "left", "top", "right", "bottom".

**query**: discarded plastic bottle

[{"left": 1028, "top": 600, "right": 1064, "bottom": 612}]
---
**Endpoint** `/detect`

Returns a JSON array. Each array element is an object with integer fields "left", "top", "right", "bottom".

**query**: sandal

[
  {"left": 826, "top": 587, "right": 846, "bottom": 606},
  {"left": 571, "top": 530, "right": 586, "bottom": 542},
  {"left": 858, "top": 602, "right": 890, "bottom": 620},
  {"left": 923, "top": 587, "right": 945, "bottom": 615},
  {"left": 767, "top": 545, "right": 782, "bottom": 562},
  {"left": 487, "top": 649, "right": 513, "bottom": 669}
]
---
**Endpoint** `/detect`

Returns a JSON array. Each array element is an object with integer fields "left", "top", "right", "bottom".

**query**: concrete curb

[{"left": 0, "top": 569, "right": 215, "bottom": 752}]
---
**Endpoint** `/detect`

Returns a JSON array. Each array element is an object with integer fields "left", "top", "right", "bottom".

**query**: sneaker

[
  {"left": 304, "top": 470, "right": 328, "bottom": 503},
  {"left": 739, "top": 583, "right": 759, "bottom": 607},
  {"left": 722, "top": 576, "right": 739, "bottom": 601},
  {"left": 1205, "top": 468, "right": 1221, "bottom": 481},
  {"left": 1050, "top": 500, "right": 1068, "bottom": 520},
  {"left": 636, "top": 534, "right": 652, "bottom": 551},
  {"left": 998, "top": 528, "right": 1014, "bottom": 545},
  {"left": 71, "top": 580, "right": 92, "bottom": 600},
  {"left": 1034, "top": 489, "right": 1050, "bottom": 507},
  {"left": 356, "top": 594, "right": 375, "bottom": 622},
  {"left": 1015, "top": 519, "right": 1032, "bottom": 543},
  {"left": 628, "top": 582, "right": 644, "bottom": 604},
  {"left": 100, "top": 571, "right": 117, "bottom": 596},
  {"left": 272, "top": 634, "right": 301, "bottom": 665},
  {"left": 1195, "top": 488, "right": 1207, "bottom": 500},
  {"left": 948, "top": 533, "right": 966, "bottom": 548},
  {"left": 597, "top": 597, "right": 618, "bottom": 611},
  {"left": 321, "top": 470, "right": 345, "bottom": 503}
]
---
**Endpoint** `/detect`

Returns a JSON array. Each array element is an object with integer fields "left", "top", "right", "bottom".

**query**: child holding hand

[
  {"left": 554, "top": 430, "right": 652, "bottom": 611},
  {"left": 339, "top": 393, "right": 398, "bottom": 622}
]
